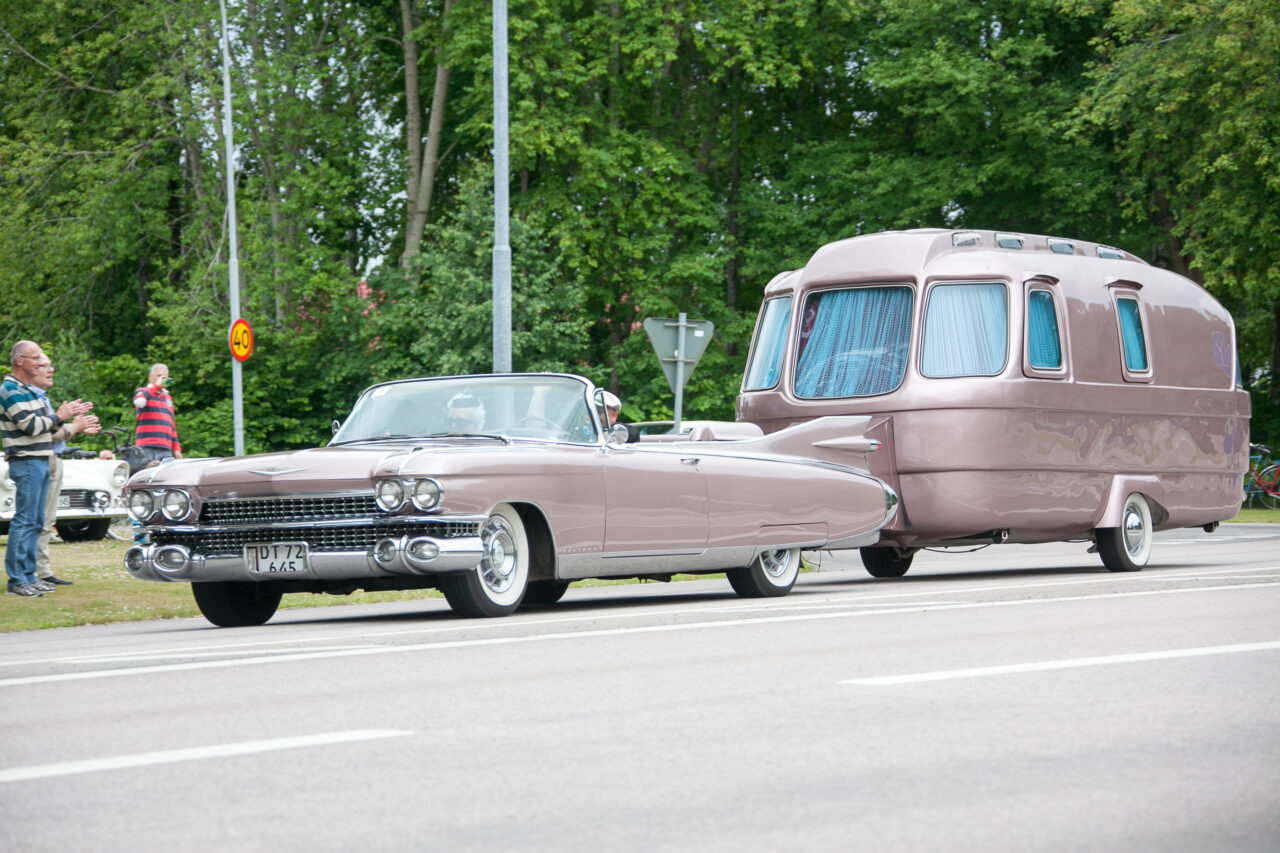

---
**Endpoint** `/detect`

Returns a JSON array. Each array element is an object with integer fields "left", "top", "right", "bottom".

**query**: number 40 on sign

[{"left": 229, "top": 318, "right": 254, "bottom": 362}]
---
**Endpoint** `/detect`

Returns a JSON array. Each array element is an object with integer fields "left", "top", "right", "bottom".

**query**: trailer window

[
  {"left": 1027, "top": 290, "right": 1063, "bottom": 370},
  {"left": 743, "top": 296, "right": 793, "bottom": 391},
  {"left": 795, "top": 286, "right": 913, "bottom": 398},
  {"left": 921, "top": 283, "right": 1009, "bottom": 377},
  {"left": 1117, "top": 297, "right": 1149, "bottom": 372}
]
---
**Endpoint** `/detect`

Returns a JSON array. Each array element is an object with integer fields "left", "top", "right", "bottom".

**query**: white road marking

[
  {"left": 839, "top": 640, "right": 1280, "bottom": 686},
  {"left": 2, "top": 581, "right": 1277, "bottom": 689},
  {"left": 0, "top": 730, "right": 412, "bottom": 784}
]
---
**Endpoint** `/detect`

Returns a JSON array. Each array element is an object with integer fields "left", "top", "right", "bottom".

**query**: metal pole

[
  {"left": 491, "top": 0, "right": 512, "bottom": 373},
  {"left": 218, "top": 0, "right": 245, "bottom": 456},
  {"left": 674, "top": 313, "right": 687, "bottom": 432}
]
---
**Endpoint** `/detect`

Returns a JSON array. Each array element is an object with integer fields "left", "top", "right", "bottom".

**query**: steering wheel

[{"left": 516, "top": 416, "right": 560, "bottom": 430}]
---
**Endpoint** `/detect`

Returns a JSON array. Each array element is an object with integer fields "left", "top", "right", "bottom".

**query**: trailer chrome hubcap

[{"left": 1123, "top": 504, "right": 1147, "bottom": 556}]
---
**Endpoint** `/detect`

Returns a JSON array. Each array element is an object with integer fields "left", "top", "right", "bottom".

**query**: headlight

[
  {"left": 375, "top": 479, "right": 405, "bottom": 512},
  {"left": 161, "top": 489, "right": 192, "bottom": 521},
  {"left": 112, "top": 463, "right": 129, "bottom": 487},
  {"left": 411, "top": 478, "right": 442, "bottom": 511},
  {"left": 127, "top": 490, "right": 155, "bottom": 521}
]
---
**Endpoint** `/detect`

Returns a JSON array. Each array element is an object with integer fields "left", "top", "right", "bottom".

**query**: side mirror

[
  {"left": 332, "top": 419, "right": 341, "bottom": 436},
  {"left": 609, "top": 423, "right": 640, "bottom": 444}
]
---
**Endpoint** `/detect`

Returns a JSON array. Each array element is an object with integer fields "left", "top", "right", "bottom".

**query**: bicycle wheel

[{"left": 1258, "top": 463, "right": 1280, "bottom": 511}]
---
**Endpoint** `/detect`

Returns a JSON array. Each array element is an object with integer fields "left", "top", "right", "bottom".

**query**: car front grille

[
  {"left": 199, "top": 494, "right": 380, "bottom": 525},
  {"left": 60, "top": 489, "right": 97, "bottom": 510},
  {"left": 151, "top": 520, "right": 480, "bottom": 557}
]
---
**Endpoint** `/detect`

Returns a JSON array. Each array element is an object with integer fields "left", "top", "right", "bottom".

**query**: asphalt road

[{"left": 2, "top": 525, "right": 1277, "bottom": 852}]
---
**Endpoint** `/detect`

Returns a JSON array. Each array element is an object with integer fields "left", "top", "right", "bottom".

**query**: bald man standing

[{"left": 2, "top": 341, "right": 94, "bottom": 598}]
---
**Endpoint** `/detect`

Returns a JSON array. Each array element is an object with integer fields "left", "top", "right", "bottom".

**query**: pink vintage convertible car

[{"left": 124, "top": 373, "right": 898, "bottom": 626}]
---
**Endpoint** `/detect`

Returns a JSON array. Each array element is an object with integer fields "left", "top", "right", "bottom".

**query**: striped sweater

[
  {"left": 0, "top": 374, "right": 60, "bottom": 460},
  {"left": 133, "top": 385, "right": 181, "bottom": 452}
]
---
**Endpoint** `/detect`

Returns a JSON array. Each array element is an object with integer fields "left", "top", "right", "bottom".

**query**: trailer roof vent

[
  {"left": 1097, "top": 245, "right": 1126, "bottom": 260},
  {"left": 996, "top": 233, "right": 1024, "bottom": 250},
  {"left": 1047, "top": 238, "right": 1076, "bottom": 255},
  {"left": 952, "top": 231, "right": 981, "bottom": 247}
]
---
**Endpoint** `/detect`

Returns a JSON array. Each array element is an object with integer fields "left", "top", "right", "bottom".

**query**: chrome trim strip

[{"left": 139, "top": 513, "right": 488, "bottom": 535}]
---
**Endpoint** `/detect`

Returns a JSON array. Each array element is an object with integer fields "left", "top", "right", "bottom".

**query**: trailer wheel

[
  {"left": 859, "top": 546, "right": 915, "bottom": 578},
  {"left": 1096, "top": 493, "right": 1153, "bottom": 572}
]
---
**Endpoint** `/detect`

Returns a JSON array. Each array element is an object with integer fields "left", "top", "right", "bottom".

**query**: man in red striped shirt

[{"left": 133, "top": 363, "right": 182, "bottom": 465}]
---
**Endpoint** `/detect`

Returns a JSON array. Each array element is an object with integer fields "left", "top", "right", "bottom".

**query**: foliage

[
  {"left": 1070, "top": 0, "right": 1280, "bottom": 440},
  {"left": 0, "top": 0, "right": 1275, "bottom": 452}
]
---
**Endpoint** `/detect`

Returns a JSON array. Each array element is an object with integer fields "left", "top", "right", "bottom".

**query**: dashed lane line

[
  {"left": 0, "top": 730, "right": 413, "bottom": 784},
  {"left": 839, "top": 640, "right": 1280, "bottom": 686}
]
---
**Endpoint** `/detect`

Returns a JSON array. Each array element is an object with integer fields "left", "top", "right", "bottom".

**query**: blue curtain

[
  {"left": 921, "top": 284, "right": 1008, "bottom": 377},
  {"left": 743, "top": 297, "right": 793, "bottom": 390},
  {"left": 1117, "top": 298, "right": 1148, "bottom": 371},
  {"left": 1027, "top": 290, "right": 1062, "bottom": 370},
  {"left": 794, "top": 287, "right": 913, "bottom": 398}
]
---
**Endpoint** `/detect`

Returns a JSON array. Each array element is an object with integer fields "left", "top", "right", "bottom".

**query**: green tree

[{"left": 1072, "top": 0, "right": 1280, "bottom": 441}]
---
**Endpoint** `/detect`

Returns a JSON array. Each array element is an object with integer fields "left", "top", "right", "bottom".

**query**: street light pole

[
  {"left": 492, "top": 0, "right": 512, "bottom": 373},
  {"left": 218, "top": 0, "right": 246, "bottom": 456}
]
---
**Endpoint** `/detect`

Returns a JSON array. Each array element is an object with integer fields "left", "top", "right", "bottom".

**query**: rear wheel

[
  {"left": 1095, "top": 492, "right": 1153, "bottom": 572},
  {"left": 441, "top": 504, "right": 529, "bottom": 617},
  {"left": 191, "top": 582, "right": 283, "bottom": 627},
  {"left": 860, "top": 546, "right": 915, "bottom": 578},
  {"left": 727, "top": 547, "right": 801, "bottom": 598},
  {"left": 55, "top": 518, "right": 111, "bottom": 542}
]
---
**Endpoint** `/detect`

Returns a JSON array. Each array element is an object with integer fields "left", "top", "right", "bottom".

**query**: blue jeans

[{"left": 5, "top": 456, "right": 50, "bottom": 586}]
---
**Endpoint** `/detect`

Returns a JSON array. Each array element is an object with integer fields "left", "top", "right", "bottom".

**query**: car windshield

[{"left": 330, "top": 375, "right": 601, "bottom": 445}]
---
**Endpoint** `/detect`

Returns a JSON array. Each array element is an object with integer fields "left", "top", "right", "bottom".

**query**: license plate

[
  {"left": 246, "top": 543, "right": 310, "bottom": 574},
  {"left": 57, "top": 495, "right": 70, "bottom": 509}
]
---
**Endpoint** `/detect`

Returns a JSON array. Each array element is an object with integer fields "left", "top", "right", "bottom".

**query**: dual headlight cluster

[
  {"left": 127, "top": 488, "right": 194, "bottom": 523},
  {"left": 375, "top": 477, "right": 443, "bottom": 513}
]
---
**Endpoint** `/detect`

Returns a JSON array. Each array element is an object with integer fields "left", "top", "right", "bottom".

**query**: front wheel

[
  {"left": 1095, "top": 492, "right": 1153, "bottom": 572},
  {"left": 1256, "top": 464, "right": 1280, "bottom": 511},
  {"left": 56, "top": 518, "right": 111, "bottom": 542},
  {"left": 107, "top": 517, "right": 134, "bottom": 541},
  {"left": 860, "top": 546, "right": 915, "bottom": 578},
  {"left": 441, "top": 504, "right": 529, "bottom": 617},
  {"left": 191, "top": 582, "right": 283, "bottom": 627},
  {"left": 726, "top": 548, "right": 801, "bottom": 598},
  {"left": 521, "top": 580, "right": 570, "bottom": 607}
]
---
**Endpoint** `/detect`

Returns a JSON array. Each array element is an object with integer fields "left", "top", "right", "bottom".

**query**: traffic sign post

[
  {"left": 229, "top": 318, "right": 254, "bottom": 362},
  {"left": 643, "top": 314, "right": 714, "bottom": 432}
]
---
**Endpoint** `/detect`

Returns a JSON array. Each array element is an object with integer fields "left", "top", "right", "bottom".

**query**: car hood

[
  {"left": 127, "top": 443, "right": 433, "bottom": 495},
  {"left": 125, "top": 440, "right": 555, "bottom": 499}
]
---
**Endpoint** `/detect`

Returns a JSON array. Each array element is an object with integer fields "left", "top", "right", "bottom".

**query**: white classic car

[{"left": 0, "top": 456, "right": 132, "bottom": 541}]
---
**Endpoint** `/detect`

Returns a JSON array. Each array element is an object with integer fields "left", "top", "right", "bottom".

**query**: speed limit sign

[{"left": 229, "top": 318, "right": 254, "bottom": 362}]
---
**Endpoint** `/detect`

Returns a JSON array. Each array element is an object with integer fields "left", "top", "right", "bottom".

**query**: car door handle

[{"left": 680, "top": 457, "right": 700, "bottom": 466}]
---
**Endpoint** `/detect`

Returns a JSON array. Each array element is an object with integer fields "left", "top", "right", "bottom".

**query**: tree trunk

[{"left": 400, "top": 0, "right": 453, "bottom": 266}]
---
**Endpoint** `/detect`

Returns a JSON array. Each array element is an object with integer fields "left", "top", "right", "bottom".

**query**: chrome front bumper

[{"left": 124, "top": 533, "right": 484, "bottom": 583}]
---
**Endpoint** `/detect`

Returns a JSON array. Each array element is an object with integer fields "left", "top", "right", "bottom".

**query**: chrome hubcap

[
  {"left": 760, "top": 549, "right": 791, "bottom": 579},
  {"left": 1122, "top": 504, "right": 1146, "bottom": 556},
  {"left": 480, "top": 517, "right": 517, "bottom": 592}
]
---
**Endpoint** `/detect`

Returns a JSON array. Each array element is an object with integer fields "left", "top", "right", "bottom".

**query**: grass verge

[{"left": 3, "top": 508, "right": 1276, "bottom": 632}]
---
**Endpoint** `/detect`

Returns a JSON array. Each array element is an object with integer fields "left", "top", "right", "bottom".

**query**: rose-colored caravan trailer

[{"left": 736, "top": 229, "right": 1251, "bottom": 576}]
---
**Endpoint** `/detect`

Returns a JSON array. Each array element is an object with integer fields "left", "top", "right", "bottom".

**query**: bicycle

[{"left": 1244, "top": 443, "right": 1280, "bottom": 510}]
